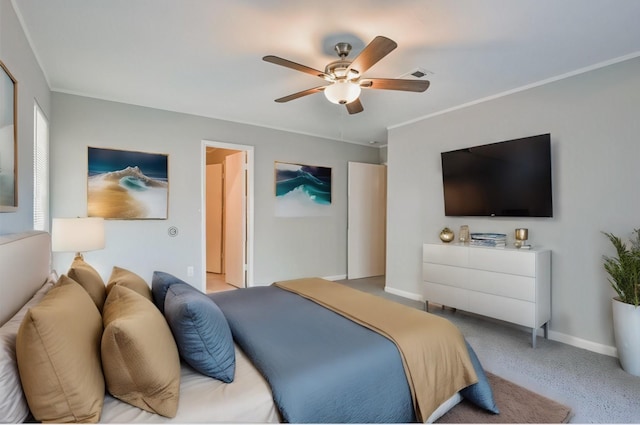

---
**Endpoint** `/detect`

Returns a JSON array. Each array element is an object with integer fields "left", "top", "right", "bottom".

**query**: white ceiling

[{"left": 13, "top": 0, "right": 640, "bottom": 145}]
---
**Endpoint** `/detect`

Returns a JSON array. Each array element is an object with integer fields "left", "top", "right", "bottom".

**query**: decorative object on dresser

[
  {"left": 602, "top": 229, "right": 640, "bottom": 376},
  {"left": 422, "top": 243, "right": 551, "bottom": 348},
  {"left": 469, "top": 233, "right": 507, "bottom": 247},
  {"left": 515, "top": 228, "right": 529, "bottom": 249},
  {"left": 459, "top": 225, "right": 470, "bottom": 243},
  {"left": 439, "top": 227, "right": 455, "bottom": 243}
]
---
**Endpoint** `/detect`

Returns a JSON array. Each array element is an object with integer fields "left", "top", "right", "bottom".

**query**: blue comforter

[
  {"left": 210, "top": 286, "right": 414, "bottom": 423},
  {"left": 209, "top": 285, "right": 497, "bottom": 423}
]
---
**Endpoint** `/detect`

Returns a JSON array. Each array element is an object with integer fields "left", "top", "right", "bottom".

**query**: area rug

[{"left": 436, "top": 372, "right": 573, "bottom": 423}]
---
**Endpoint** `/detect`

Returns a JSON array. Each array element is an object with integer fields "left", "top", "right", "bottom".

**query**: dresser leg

[
  {"left": 425, "top": 301, "right": 429, "bottom": 312},
  {"left": 532, "top": 329, "right": 537, "bottom": 349},
  {"left": 543, "top": 322, "right": 549, "bottom": 339}
]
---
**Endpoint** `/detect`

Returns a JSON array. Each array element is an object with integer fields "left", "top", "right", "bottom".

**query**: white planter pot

[{"left": 612, "top": 298, "right": 640, "bottom": 377}]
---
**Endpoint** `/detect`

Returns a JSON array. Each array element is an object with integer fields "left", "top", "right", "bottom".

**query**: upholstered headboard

[{"left": 0, "top": 231, "right": 51, "bottom": 326}]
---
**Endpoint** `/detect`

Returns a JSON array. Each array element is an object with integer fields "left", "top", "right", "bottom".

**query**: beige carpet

[{"left": 436, "top": 372, "right": 573, "bottom": 423}]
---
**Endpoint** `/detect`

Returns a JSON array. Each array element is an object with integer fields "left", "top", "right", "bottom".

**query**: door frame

[{"left": 201, "top": 140, "right": 254, "bottom": 288}]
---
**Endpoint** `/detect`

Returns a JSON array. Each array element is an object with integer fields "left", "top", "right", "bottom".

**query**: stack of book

[{"left": 469, "top": 233, "right": 507, "bottom": 247}]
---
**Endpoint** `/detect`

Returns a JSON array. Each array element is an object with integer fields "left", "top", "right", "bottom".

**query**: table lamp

[{"left": 52, "top": 217, "right": 105, "bottom": 259}]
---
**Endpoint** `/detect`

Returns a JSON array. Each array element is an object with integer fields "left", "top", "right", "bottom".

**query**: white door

[
  {"left": 347, "top": 162, "right": 386, "bottom": 279},
  {"left": 205, "top": 164, "right": 223, "bottom": 273},
  {"left": 224, "top": 151, "right": 246, "bottom": 287}
]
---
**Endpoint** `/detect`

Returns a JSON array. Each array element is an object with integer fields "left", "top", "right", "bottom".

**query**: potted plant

[{"left": 603, "top": 229, "right": 640, "bottom": 376}]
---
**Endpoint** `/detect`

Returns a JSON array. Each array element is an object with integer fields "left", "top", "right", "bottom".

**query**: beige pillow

[
  {"left": 16, "top": 275, "right": 104, "bottom": 423},
  {"left": 102, "top": 285, "right": 180, "bottom": 418},
  {"left": 68, "top": 256, "right": 106, "bottom": 311},
  {"left": 106, "top": 266, "right": 152, "bottom": 301},
  {"left": 0, "top": 272, "right": 57, "bottom": 423}
]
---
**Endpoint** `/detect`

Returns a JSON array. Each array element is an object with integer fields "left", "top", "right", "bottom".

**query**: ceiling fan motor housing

[{"left": 325, "top": 60, "right": 359, "bottom": 80}]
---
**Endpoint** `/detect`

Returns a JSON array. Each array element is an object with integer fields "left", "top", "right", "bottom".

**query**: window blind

[{"left": 33, "top": 103, "right": 49, "bottom": 231}]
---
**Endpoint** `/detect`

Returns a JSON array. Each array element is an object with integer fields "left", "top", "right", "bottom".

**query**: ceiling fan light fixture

[{"left": 324, "top": 80, "right": 361, "bottom": 104}]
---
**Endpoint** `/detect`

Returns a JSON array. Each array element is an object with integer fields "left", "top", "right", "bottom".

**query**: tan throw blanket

[{"left": 274, "top": 278, "right": 478, "bottom": 422}]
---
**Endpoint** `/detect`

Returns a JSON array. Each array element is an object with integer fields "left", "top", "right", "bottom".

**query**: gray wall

[
  {"left": 50, "top": 93, "right": 379, "bottom": 288},
  {"left": 386, "top": 57, "right": 640, "bottom": 353},
  {"left": 0, "top": 0, "right": 51, "bottom": 233}
]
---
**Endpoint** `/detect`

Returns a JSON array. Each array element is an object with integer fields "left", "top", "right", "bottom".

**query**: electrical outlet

[{"left": 187, "top": 266, "right": 194, "bottom": 277}]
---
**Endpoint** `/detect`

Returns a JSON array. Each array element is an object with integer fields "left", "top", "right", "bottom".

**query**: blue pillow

[
  {"left": 151, "top": 271, "right": 188, "bottom": 313},
  {"left": 460, "top": 340, "right": 499, "bottom": 414},
  {"left": 163, "top": 284, "right": 235, "bottom": 382}
]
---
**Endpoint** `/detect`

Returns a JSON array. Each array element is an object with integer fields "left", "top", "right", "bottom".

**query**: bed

[{"left": 0, "top": 231, "right": 497, "bottom": 423}]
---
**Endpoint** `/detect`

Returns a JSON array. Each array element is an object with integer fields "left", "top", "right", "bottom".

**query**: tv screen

[{"left": 441, "top": 134, "right": 553, "bottom": 217}]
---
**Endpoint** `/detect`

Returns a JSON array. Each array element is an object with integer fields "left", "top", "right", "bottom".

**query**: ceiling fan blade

[
  {"left": 347, "top": 36, "right": 397, "bottom": 75},
  {"left": 360, "top": 78, "right": 430, "bottom": 92},
  {"left": 274, "top": 86, "right": 327, "bottom": 103},
  {"left": 263, "top": 55, "right": 329, "bottom": 79},
  {"left": 346, "top": 98, "right": 364, "bottom": 114}
]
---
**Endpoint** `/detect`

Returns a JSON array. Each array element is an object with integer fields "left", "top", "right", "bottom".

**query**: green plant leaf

[{"left": 602, "top": 230, "right": 640, "bottom": 307}]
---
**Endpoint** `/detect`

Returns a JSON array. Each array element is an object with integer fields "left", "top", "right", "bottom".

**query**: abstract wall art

[
  {"left": 275, "top": 161, "right": 331, "bottom": 217},
  {"left": 88, "top": 147, "right": 168, "bottom": 219}
]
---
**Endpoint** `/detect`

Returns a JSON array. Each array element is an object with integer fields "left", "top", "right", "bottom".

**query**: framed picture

[
  {"left": 0, "top": 61, "right": 17, "bottom": 212},
  {"left": 87, "top": 147, "right": 169, "bottom": 219},
  {"left": 275, "top": 161, "right": 332, "bottom": 217}
]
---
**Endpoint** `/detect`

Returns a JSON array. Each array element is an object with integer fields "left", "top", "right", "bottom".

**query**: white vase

[{"left": 612, "top": 298, "right": 640, "bottom": 377}]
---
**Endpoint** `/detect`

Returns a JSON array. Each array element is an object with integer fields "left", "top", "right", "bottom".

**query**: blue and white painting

[
  {"left": 275, "top": 162, "right": 331, "bottom": 217},
  {"left": 88, "top": 147, "right": 168, "bottom": 219}
]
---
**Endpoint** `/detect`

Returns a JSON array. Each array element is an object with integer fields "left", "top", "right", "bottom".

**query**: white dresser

[{"left": 422, "top": 243, "right": 551, "bottom": 347}]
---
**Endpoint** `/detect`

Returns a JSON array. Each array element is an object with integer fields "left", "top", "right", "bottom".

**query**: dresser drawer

[
  {"left": 468, "top": 247, "right": 536, "bottom": 276},
  {"left": 423, "top": 244, "right": 468, "bottom": 267},
  {"left": 424, "top": 282, "right": 469, "bottom": 311},
  {"left": 422, "top": 263, "right": 469, "bottom": 287},
  {"left": 468, "top": 292, "right": 535, "bottom": 328},
  {"left": 471, "top": 269, "right": 536, "bottom": 301}
]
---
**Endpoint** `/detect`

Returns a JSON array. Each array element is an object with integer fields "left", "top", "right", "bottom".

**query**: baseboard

[
  {"left": 548, "top": 330, "right": 617, "bottom": 358},
  {"left": 322, "top": 274, "right": 347, "bottom": 281},
  {"left": 384, "top": 286, "right": 424, "bottom": 302}
]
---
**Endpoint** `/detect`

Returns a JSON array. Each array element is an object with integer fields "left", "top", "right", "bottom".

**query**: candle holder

[
  {"left": 459, "top": 225, "right": 470, "bottom": 243},
  {"left": 515, "top": 228, "right": 529, "bottom": 248}
]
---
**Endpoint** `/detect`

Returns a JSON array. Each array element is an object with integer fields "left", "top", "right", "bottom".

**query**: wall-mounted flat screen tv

[{"left": 441, "top": 133, "right": 553, "bottom": 217}]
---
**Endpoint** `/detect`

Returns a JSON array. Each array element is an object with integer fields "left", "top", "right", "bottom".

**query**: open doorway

[{"left": 201, "top": 140, "right": 254, "bottom": 293}]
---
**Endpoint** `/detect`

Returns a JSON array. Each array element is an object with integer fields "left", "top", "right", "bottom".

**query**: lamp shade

[
  {"left": 52, "top": 217, "right": 105, "bottom": 253},
  {"left": 324, "top": 80, "right": 361, "bottom": 104}
]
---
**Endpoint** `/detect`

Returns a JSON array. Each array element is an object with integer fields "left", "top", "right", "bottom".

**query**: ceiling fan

[{"left": 263, "top": 36, "right": 430, "bottom": 114}]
